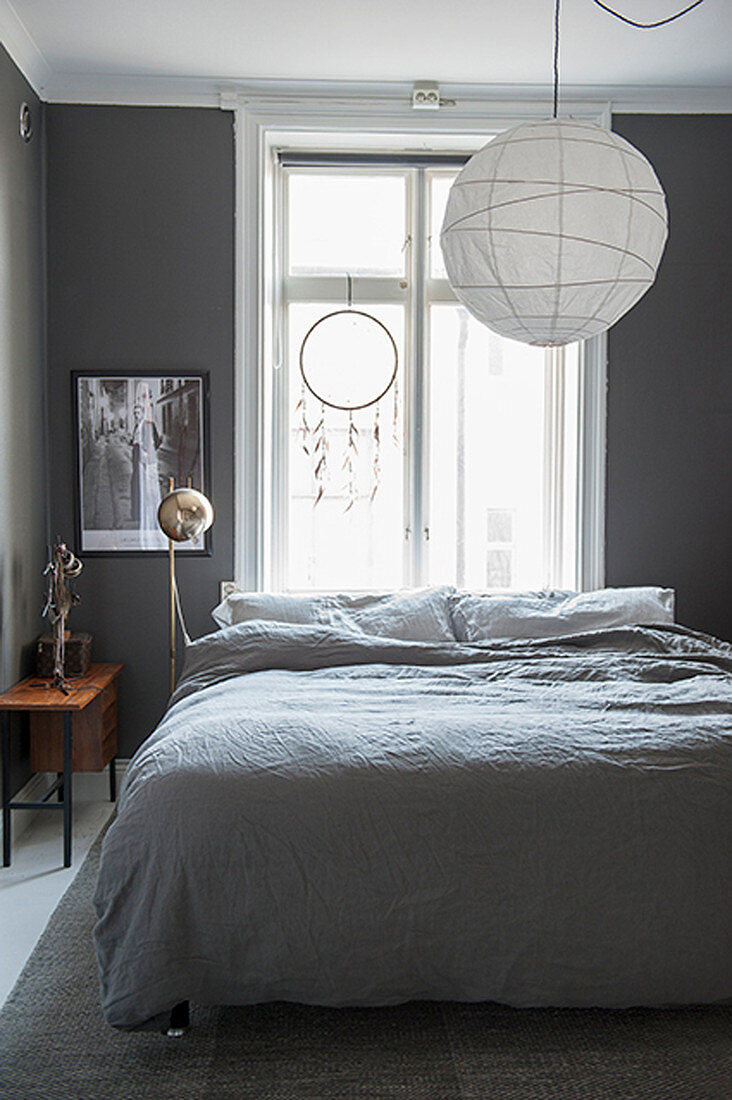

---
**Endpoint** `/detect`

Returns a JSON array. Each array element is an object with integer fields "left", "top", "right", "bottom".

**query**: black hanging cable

[
  {"left": 553, "top": 0, "right": 561, "bottom": 118},
  {"left": 553, "top": 0, "right": 706, "bottom": 118},
  {"left": 590, "top": 0, "right": 706, "bottom": 30}
]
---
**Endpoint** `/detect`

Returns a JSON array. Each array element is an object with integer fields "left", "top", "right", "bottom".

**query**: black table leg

[
  {"left": 109, "top": 756, "right": 116, "bottom": 802},
  {"left": 63, "top": 712, "right": 73, "bottom": 868},
  {"left": 2, "top": 712, "right": 10, "bottom": 867}
]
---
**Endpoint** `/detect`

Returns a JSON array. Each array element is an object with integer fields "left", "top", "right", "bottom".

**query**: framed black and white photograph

[{"left": 73, "top": 371, "right": 210, "bottom": 554}]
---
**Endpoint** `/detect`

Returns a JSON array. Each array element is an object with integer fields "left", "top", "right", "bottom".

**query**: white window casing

[{"left": 229, "top": 90, "right": 609, "bottom": 593}]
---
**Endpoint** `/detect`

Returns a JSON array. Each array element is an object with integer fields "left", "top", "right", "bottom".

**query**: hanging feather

[
  {"left": 296, "top": 380, "right": 311, "bottom": 456},
  {"left": 313, "top": 401, "right": 328, "bottom": 507},
  {"left": 370, "top": 403, "right": 381, "bottom": 501},
  {"left": 343, "top": 410, "right": 358, "bottom": 512},
  {"left": 392, "top": 370, "right": 399, "bottom": 446}
]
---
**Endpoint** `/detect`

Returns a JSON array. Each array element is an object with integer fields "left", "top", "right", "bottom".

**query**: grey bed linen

[{"left": 93, "top": 622, "right": 732, "bottom": 1030}]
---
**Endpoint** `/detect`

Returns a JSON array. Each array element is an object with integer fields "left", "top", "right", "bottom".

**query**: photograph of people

[
  {"left": 129, "top": 386, "right": 162, "bottom": 545},
  {"left": 75, "top": 374, "right": 205, "bottom": 552}
]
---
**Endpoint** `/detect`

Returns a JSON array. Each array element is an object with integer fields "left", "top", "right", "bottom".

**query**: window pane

[
  {"left": 427, "top": 305, "right": 548, "bottom": 591},
  {"left": 271, "top": 157, "right": 583, "bottom": 596},
  {"left": 287, "top": 303, "right": 405, "bottom": 591},
  {"left": 429, "top": 173, "right": 457, "bottom": 279},
  {"left": 559, "top": 343, "right": 579, "bottom": 591},
  {"left": 288, "top": 174, "right": 406, "bottom": 276}
]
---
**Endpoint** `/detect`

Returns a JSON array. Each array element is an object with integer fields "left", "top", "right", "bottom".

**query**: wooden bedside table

[{"left": 1, "top": 663, "right": 123, "bottom": 868}]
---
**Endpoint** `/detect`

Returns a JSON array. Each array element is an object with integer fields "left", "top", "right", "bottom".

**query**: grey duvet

[{"left": 94, "top": 621, "right": 732, "bottom": 1030}]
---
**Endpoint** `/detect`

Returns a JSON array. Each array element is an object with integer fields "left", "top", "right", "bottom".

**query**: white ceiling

[{"left": 2, "top": 0, "right": 731, "bottom": 105}]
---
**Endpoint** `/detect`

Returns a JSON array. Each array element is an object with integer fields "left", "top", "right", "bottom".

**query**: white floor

[{"left": 0, "top": 787, "right": 114, "bottom": 1008}]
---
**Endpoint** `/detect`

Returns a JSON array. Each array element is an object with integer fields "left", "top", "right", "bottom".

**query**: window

[{"left": 257, "top": 142, "right": 603, "bottom": 595}]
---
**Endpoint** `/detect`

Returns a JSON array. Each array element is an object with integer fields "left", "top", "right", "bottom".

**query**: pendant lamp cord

[
  {"left": 553, "top": 0, "right": 561, "bottom": 118},
  {"left": 553, "top": 0, "right": 706, "bottom": 118}
]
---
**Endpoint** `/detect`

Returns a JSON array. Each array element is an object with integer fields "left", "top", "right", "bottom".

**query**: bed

[{"left": 93, "top": 588, "right": 732, "bottom": 1031}]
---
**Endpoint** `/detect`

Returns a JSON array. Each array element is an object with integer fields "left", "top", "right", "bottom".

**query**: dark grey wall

[
  {"left": 607, "top": 115, "right": 732, "bottom": 642},
  {"left": 0, "top": 46, "right": 47, "bottom": 793},
  {"left": 46, "top": 105, "right": 235, "bottom": 756},
  {"left": 43, "top": 106, "right": 730, "bottom": 759}
]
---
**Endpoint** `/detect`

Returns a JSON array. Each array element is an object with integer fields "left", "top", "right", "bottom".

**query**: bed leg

[{"left": 165, "top": 1000, "right": 190, "bottom": 1037}]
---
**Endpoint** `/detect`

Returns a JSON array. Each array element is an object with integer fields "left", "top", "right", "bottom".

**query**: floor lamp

[{"left": 157, "top": 479, "right": 214, "bottom": 694}]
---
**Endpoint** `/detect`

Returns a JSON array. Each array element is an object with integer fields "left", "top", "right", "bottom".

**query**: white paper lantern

[{"left": 441, "top": 118, "right": 668, "bottom": 346}]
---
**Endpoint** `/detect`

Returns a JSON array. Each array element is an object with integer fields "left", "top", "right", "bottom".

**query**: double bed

[{"left": 93, "top": 588, "right": 732, "bottom": 1031}]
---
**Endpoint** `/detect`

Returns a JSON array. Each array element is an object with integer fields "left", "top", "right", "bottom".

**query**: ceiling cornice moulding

[
  {"left": 38, "top": 73, "right": 732, "bottom": 114},
  {"left": 2, "top": 0, "right": 730, "bottom": 115},
  {"left": 0, "top": 0, "right": 52, "bottom": 95}
]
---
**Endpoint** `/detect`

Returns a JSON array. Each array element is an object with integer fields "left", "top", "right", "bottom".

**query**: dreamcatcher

[{"left": 296, "top": 276, "right": 399, "bottom": 511}]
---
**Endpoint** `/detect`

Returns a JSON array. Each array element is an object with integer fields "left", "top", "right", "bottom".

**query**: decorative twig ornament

[
  {"left": 297, "top": 275, "right": 399, "bottom": 508},
  {"left": 42, "top": 539, "right": 83, "bottom": 693}
]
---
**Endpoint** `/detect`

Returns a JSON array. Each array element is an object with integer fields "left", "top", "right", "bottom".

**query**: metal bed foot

[{"left": 165, "top": 1000, "right": 190, "bottom": 1037}]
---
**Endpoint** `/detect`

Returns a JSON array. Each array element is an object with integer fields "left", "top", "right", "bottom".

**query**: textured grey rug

[{"left": 0, "top": 829, "right": 730, "bottom": 1100}]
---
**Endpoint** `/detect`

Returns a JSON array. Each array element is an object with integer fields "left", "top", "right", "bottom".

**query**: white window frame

[{"left": 228, "top": 89, "right": 608, "bottom": 593}]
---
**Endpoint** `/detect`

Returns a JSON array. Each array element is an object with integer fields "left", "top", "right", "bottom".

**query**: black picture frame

[{"left": 72, "top": 370, "right": 212, "bottom": 556}]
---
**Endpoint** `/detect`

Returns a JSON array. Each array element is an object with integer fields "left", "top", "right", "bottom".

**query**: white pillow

[
  {"left": 451, "top": 587, "right": 675, "bottom": 643},
  {"left": 212, "top": 587, "right": 456, "bottom": 643}
]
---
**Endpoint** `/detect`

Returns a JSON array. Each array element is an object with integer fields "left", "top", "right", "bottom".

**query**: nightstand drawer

[
  {"left": 102, "top": 700, "right": 117, "bottom": 740},
  {"left": 100, "top": 682, "right": 117, "bottom": 714},
  {"left": 30, "top": 707, "right": 104, "bottom": 771},
  {"left": 28, "top": 668, "right": 121, "bottom": 773}
]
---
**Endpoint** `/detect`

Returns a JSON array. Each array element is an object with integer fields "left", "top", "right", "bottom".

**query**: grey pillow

[{"left": 211, "top": 591, "right": 331, "bottom": 628}]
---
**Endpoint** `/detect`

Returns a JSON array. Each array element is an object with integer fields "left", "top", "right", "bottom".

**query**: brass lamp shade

[
  {"left": 157, "top": 485, "right": 214, "bottom": 695},
  {"left": 157, "top": 488, "right": 214, "bottom": 543}
]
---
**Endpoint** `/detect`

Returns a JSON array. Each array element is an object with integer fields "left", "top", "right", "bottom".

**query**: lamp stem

[{"left": 169, "top": 537, "right": 176, "bottom": 695}]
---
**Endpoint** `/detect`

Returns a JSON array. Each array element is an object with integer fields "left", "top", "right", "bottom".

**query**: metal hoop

[{"left": 299, "top": 309, "right": 399, "bottom": 412}]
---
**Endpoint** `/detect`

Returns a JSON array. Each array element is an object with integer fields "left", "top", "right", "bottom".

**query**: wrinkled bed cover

[{"left": 94, "top": 622, "right": 732, "bottom": 1029}]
